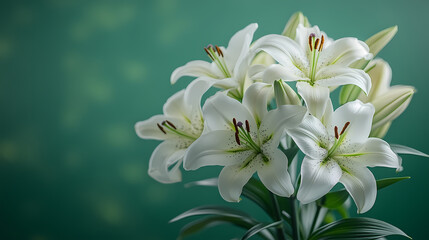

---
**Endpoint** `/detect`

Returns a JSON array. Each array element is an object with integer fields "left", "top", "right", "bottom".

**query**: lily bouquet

[{"left": 136, "top": 12, "right": 428, "bottom": 240}]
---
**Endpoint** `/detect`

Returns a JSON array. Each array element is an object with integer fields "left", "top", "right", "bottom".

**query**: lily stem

[
  {"left": 290, "top": 196, "right": 300, "bottom": 240},
  {"left": 310, "top": 203, "right": 322, "bottom": 235},
  {"left": 270, "top": 193, "right": 286, "bottom": 240}
]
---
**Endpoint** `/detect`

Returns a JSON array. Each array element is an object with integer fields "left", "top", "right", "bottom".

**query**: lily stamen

[
  {"left": 204, "top": 44, "right": 231, "bottom": 78},
  {"left": 235, "top": 132, "right": 241, "bottom": 145},
  {"left": 215, "top": 45, "right": 224, "bottom": 57},
  {"left": 231, "top": 118, "right": 261, "bottom": 152},
  {"left": 334, "top": 126, "right": 339, "bottom": 139},
  {"left": 308, "top": 35, "right": 313, "bottom": 51},
  {"left": 165, "top": 120, "right": 177, "bottom": 129},
  {"left": 157, "top": 123, "right": 166, "bottom": 134},
  {"left": 233, "top": 118, "right": 238, "bottom": 133},
  {"left": 314, "top": 38, "right": 320, "bottom": 51},
  {"left": 340, "top": 121, "right": 351, "bottom": 135},
  {"left": 318, "top": 35, "right": 324, "bottom": 51}
]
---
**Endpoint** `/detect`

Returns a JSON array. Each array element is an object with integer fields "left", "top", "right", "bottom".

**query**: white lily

[
  {"left": 184, "top": 83, "right": 307, "bottom": 202},
  {"left": 171, "top": 23, "right": 258, "bottom": 99},
  {"left": 252, "top": 24, "right": 372, "bottom": 119},
  {"left": 287, "top": 100, "right": 400, "bottom": 213},
  {"left": 134, "top": 80, "right": 210, "bottom": 183}
]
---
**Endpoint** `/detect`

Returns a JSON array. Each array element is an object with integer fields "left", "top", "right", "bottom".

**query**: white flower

[
  {"left": 287, "top": 100, "right": 400, "bottom": 213},
  {"left": 171, "top": 23, "right": 258, "bottom": 98},
  {"left": 252, "top": 24, "right": 372, "bottom": 119},
  {"left": 184, "top": 83, "right": 307, "bottom": 202},
  {"left": 134, "top": 80, "right": 210, "bottom": 183}
]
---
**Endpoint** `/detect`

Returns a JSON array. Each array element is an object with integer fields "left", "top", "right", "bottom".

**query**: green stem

[
  {"left": 270, "top": 193, "right": 286, "bottom": 240},
  {"left": 309, "top": 203, "right": 322, "bottom": 235},
  {"left": 290, "top": 196, "right": 300, "bottom": 240}
]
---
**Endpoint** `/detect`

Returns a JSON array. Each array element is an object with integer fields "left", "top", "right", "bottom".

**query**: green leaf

[
  {"left": 319, "top": 177, "right": 410, "bottom": 209},
  {"left": 320, "top": 190, "right": 349, "bottom": 209},
  {"left": 308, "top": 217, "right": 411, "bottom": 240},
  {"left": 185, "top": 178, "right": 275, "bottom": 219},
  {"left": 390, "top": 144, "right": 429, "bottom": 158},
  {"left": 284, "top": 145, "right": 299, "bottom": 162},
  {"left": 184, "top": 178, "right": 218, "bottom": 188},
  {"left": 376, "top": 176, "right": 410, "bottom": 190},
  {"left": 241, "top": 221, "right": 283, "bottom": 240},
  {"left": 170, "top": 205, "right": 254, "bottom": 223},
  {"left": 178, "top": 216, "right": 275, "bottom": 240},
  {"left": 242, "top": 178, "right": 276, "bottom": 219}
]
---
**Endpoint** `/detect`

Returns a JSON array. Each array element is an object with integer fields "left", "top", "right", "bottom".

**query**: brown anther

[
  {"left": 318, "top": 35, "right": 325, "bottom": 51},
  {"left": 233, "top": 118, "right": 238, "bottom": 133},
  {"left": 245, "top": 120, "right": 250, "bottom": 133},
  {"left": 234, "top": 132, "right": 241, "bottom": 145},
  {"left": 215, "top": 45, "right": 224, "bottom": 57},
  {"left": 314, "top": 38, "right": 320, "bottom": 51},
  {"left": 340, "top": 121, "right": 351, "bottom": 135},
  {"left": 334, "top": 126, "right": 339, "bottom": 139},
  {"left": 308, "top": 36, "right": 313, "bottom": 51},
  {"left": 166, "top": 120, "right": 176, "bottom": 129},
  {"left": 157, "top": 123, "right": 166, "bottom": 134},
  {"left": 204, "top": 48, "right": 214, "bottom": 60}
]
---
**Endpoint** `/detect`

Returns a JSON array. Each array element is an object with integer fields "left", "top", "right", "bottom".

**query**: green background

[{"left": 0, "top": 0, "right": 428, "bottom": 239}]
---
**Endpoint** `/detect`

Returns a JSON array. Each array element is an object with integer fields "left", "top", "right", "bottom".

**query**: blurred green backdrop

[{"left": 0, "top": 0, "right": 428, "bottom": 239}]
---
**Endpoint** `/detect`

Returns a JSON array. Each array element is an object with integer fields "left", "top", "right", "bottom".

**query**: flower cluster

[{"left": 136, "top": 12, "right": 423, "bottom": 219}]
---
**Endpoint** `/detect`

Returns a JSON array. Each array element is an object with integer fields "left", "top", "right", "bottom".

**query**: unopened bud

[
  {"left": 282, "top": 12, "right": 310, "bottom": 39},
  {"left": 371, "top": 86, "right": 415, "bottom": 130},
  {"left": 369, "top": 121, "right": 392, "bottom": 139},
  {"left": 274, "top": 80, "right": 301, "bottom": 106},
  {"left": 366, "top": 26, "right": 398, "bottom": 57},
  {"left": 359, "top": 59, "right": 392, "bottom": 102}
]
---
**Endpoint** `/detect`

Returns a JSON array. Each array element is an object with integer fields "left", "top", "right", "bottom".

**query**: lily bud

[
  {"left": 251, "top": 52, "right": 275, "bottom": 66},
  {"left": 366, "top": 26, "right": 398, "bottom": 57},
  {"left": 371, "top": 86, "right": 415, "bottom": 130},
  {"left": 359, "top": 59, "right": 392, "bottom": 102},
  {"left": 274, "top": 80, "right": 301, "bottom": 106},
  {"left": 369, "top": 121, "right": 391, "bottom": 139},
  {"left": 281, "top": 12, "right": 310, "bottom": 39}
]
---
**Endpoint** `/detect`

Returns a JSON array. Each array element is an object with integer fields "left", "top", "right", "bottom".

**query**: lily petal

[
  {"left": 287, "top": 114, "right": 329, "bottom": 159},
  {"left": 183, "top": 78, "right": 213, "bottom": 113},
  {"left": 319, "top": 38, "right": 371, "bottom": 67},
  {"left": 183, "top": 130, "right": 253, "bottom": 170},
  {"left": 259, "top": 105, "right": 307, "bottom": 144},
  {"left": 258, "top": 148, "right": 294, "bottom": 197},
  {"left": 297, "top": 157, "right": 342, "bottom": 204},
  {"left": 218, "top": 161, "right": 257, "bottom": 202},
  {"left": 316, "top": 66, "right": 371, "bottom": 95},
  {"left": 297, "top": 82, "right": 330, "bottom": 120},
  {"left": 170, "top": 60, "right": 217, "bottom": 84},
  {"left": 262, "top": 64, "right": 308, "bottom": 84},
  {"left": 225, "top": 23, "right": 258, "bottom": 72},
  {"left": 339, "top": 164, "right": 377, "bottom": 214},
  {"left": 331, "top": 100, "right": 374, "bottom": 144},
  {"left": 148, "top": 141, "right": 186, "bottom": 183},
  {"left": 135, "top": 115, "right": 192, "bottom": 140},
  {"left": 251, "top": 34, "right": 309, "bottom": 76},
  {"left": 242, "top": 82, "right": 272, "bottom": 126},
  {"left": 163, "top": 90, "right": 187, "bottom": 118},
  {"left": 203, "top": 92, "right": 256, "bottom": 133},
  {"left": 337, "top": 138, "right": 399, "bottom": 169}
]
